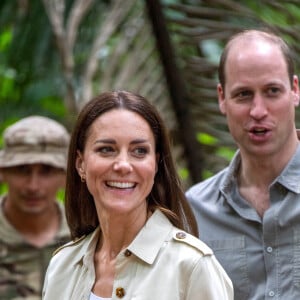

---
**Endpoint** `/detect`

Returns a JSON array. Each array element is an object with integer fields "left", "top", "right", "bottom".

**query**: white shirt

[{"left": 89, "top": 291, "right": 111, "bottom": 300}]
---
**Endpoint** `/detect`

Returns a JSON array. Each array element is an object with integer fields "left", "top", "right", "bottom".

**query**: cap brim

[{"left": 0, "top": 150, "right": 67, "bottom": 170}]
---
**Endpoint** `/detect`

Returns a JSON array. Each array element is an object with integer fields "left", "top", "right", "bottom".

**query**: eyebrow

[{"left": 94, "top": 138, "right": 149, "bottom": 145}]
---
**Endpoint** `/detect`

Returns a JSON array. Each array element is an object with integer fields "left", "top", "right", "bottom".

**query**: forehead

[
  {"left": 88, "top": 109, "right": 154, "bottom": 138},
  {"left": 225, "top": 38, "right": 289, "bottom": 81},
  {"left": 229, "top": 34, "right": 286, "bottom": 61},
  {"left": 228, "top": 36, "right": 284, "bottom": 61}
]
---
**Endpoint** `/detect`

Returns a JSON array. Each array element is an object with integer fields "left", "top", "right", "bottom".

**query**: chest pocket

[{"left": 207, "top": 236, "right": 250, "bottom": 299}]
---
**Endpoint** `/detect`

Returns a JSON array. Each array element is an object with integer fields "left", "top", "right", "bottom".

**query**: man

[
  {"left": 186, "top": 29, "right": 300, "bottom": 299},
  {"left": 0, "top": 116, "right": 71, "bottom": 299}
]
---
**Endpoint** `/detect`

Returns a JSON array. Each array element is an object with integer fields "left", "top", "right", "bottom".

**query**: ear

[
  {"left": 292, "top": 75, "right": 300, "bottom": 107},
  {"left": 75, "top": 150, "right": 85, "bottom": 178},
  {"left": 217, "top": 83, "right": 227, "bottom": 115}
]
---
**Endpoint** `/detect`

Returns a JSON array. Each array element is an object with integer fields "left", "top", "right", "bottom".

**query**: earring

[{"left": 81, "top": 175, "right": 86, "bottom": 183}]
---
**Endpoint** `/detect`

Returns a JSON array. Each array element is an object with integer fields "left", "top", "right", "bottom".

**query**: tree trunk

[{"left": 145, "top": 0, "right": 204, "bottom": 184}]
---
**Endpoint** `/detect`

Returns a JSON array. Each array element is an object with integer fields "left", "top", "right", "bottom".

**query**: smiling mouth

[{"left": 106, "top": 181, "right": 136, "bottom": 189}]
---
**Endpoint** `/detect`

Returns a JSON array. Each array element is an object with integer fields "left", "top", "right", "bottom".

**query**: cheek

[
  {"left": 85, "top": 160, "right": 108, "bottom": 177},
  {"left": 5, "top": 177, "right": 25, "bottom": 190},
  {"left": 41, "top": 178, "right": 62, "bottom": 193},
  {"left": 142, "top": 161, "right": 157, "bottom": 184},
  {"left": 268, "top": 98, "right": 294, "bottom": 120},
  {"left": 52, "top": 175, "right": 66, "bottom": 190},
  {"left": 83, "top": 159, "right": 108, "bottom": 191},
  {"left": 226, "top": 105, "right": 249, "bottom": 123}
]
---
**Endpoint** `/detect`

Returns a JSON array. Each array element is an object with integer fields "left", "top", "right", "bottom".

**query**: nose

[
  {"left": 27, "top": 171, "right": 41, "bottom": 191},
  {"left": 113, "top": 153, "right": 133, "bottom": 174},
  {"left": 249, "top": 94, "right": 268, "bottom": 120}
]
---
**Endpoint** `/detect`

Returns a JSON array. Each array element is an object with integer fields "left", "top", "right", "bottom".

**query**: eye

[
  {"left": 16, "top": 165, "right": 31, "bottom": 175},
  {"left": 40, "top": 165, "right": 56, "bottom": 175},
  {"left": 132, "top": 147, "right": 149, "bottom": 157},
  {"left": 97, "top": 146, "right": 115, "bottom": 156},
  {"left": 235, "top": 90, "right": 252, "bottom": 101},
  {"left": 266, "top": 86, "right": 280, "bottom": 96}
]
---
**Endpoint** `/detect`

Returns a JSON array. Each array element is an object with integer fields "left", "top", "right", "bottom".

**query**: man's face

[
  {"left": 217, "top": 38, "right": 300, "bottom": 159},
  {"left": 1, "top": 163, "right": 65, "bottom": 215}
]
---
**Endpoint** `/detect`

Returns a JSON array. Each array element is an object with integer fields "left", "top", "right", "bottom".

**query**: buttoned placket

[{"left": 262, "top": 185, "right": 282, "bottom": 299}]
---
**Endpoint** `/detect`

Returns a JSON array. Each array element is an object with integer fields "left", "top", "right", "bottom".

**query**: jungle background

[{"left": 1, "top": 0, "right": 300, "bottom": 194}]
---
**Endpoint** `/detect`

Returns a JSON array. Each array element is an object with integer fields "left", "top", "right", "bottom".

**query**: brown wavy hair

[{"left": 65, "top": 90, "right": 199, "bottom": 239}]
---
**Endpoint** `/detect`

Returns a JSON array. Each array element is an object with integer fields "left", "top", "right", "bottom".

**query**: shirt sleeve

[{"left": 186, "top": 254, "right": 234, "bottom": 300}]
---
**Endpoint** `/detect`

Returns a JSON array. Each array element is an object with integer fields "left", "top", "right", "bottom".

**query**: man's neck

[{"left": 237, "top": 141, "right": 299, "bottom": 217}]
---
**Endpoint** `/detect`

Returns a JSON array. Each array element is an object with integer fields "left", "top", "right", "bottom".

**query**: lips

[
  {"left": 251, "top": 128, "right": 269, "bottom": 135},
  {"left": 106, "top": 181, "right": 136, "bottom": 189}
]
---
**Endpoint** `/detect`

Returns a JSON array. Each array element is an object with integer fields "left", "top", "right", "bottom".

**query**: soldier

[{"left": 0, "top": 116, "right": 71, "bottom": 299}]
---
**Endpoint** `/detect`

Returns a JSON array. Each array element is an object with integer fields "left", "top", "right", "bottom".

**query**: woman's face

[{"left": 76, "top": 109, "right": 158, "bottom": 217}]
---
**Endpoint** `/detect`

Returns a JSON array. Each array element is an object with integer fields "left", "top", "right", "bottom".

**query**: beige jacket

[{"left": 42, "top": 209, "right": 233, "bottom": 300}]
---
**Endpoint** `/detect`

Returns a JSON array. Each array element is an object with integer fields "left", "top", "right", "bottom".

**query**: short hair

[
  {"left": 65, "top": 90, "right": 198, "bottom": 239},
  {"left": 218, "top": 29, "right": 295, "bottom": 91}
]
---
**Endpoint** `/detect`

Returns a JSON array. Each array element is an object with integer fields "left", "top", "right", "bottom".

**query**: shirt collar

[
  {"left": 77, "top": 209, "right": 173, "bottom": 267},
  {"left": 276, "top": 143, "right": 300, "bottom": 193},
  {"left": 220, "top": 143, "right": 300, "bottom": 194},
  {"left": 127, "top": 209, "right": 173, "bottom": 264},
  {"left": 219, "top": 150, "right": 241, "bottom": 194}
]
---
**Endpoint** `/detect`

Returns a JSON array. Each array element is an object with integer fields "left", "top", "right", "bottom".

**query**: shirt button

[
  {"left": 269, "top": 291, "right": 275, "bottom": 297},
  {"left": 176, "top": 232, "right": 186, "bottom": 239},
  {"left": 266, "top": 246, "right": 273, "bottom": 253},
  {"left": 116, "top": 287, "right": 125, "bottom": 298},
  {"left": 124, "top": 249, "right": 131, "bottom": 257}
]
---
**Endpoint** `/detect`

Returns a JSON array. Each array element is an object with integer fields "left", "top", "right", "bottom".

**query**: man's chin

[{"left": 22, "top": 201, "right": 47, "bottom": 214}]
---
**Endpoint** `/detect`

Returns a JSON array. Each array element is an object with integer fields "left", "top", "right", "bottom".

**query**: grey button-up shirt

[{"left": 186, "top": 144, "right": 300, "bottom": 300}]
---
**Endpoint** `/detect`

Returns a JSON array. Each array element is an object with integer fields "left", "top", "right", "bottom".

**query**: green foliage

[
  {"left": 216, "top": 146, "right": 236, "bottom": 162},
  {"left": 0, "top": 183, "right": 7, "bottom": 195},
  {"left": 56, "top": 188, "right": 66, "bottom": 203},
  {"left": 0, "top": 26, "right": 12, "bottom": 51},
  {"left": 41, "top": 96, "right": 67, "bottom": 118},
  {"left": 202, "top": 169, "right": 214, "bottom": 180},
  {"left": 178, "top": 167, "right": 189, "bottom": 181},
  {"left": 247, "top": 2, "right": 299, "bottom": 26},
  {"left": 196, "top": 132, "right": 218, "bottom": 146},
  {"left": 197, "top": 132, "right": 235, "bottom": 179}
]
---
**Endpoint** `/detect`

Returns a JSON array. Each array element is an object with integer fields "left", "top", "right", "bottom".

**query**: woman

[{"left": 42, "top": 91, "right": 233, "bottom": 300}]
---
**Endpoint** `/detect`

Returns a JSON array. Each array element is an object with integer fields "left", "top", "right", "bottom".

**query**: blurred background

[{"left": 1, "top": 0, "right": 300, "bottom": 191}]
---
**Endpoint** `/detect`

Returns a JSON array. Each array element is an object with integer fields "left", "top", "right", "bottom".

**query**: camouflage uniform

[{"left": 0, "top": 195, "right": 70, "bottom": 300}]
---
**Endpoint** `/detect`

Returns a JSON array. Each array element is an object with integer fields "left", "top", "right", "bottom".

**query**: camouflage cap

[{"left": 0, "top": 116, "right": 70, "bottom": 170}]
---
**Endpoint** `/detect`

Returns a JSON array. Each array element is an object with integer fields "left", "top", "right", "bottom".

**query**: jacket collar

[
  {"left": 127, "top": 209, "right": 173, "bottom": 264},
  {"left": 76, "top": 209, "right": 173, "bottom": 267}
]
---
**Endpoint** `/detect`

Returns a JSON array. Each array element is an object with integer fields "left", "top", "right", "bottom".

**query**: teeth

[
  {"left": 253, "top": 128, "right": 266, "bottom": 135},
  {"left": 106, "top": 181, "right": 135, "bottom": 189}
]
